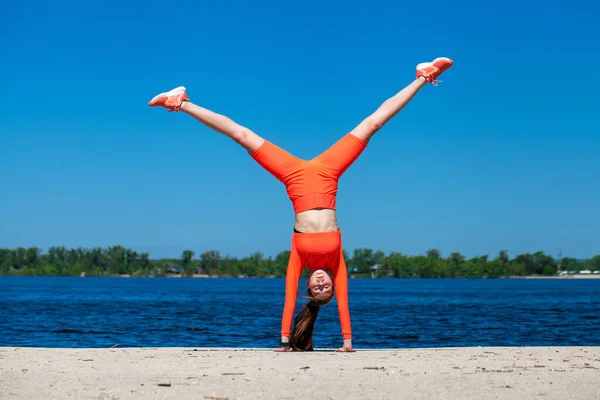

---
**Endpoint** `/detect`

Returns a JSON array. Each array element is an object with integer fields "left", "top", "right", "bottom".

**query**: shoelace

[
  {"left": 426, "top": 68, "right": 442, "bottom": 86},
  {"left": 422, "top": 74, "right": 442, "bottom": 86}
]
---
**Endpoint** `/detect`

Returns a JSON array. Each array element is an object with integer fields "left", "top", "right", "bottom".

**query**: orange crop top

[{"left": 282, "top": 230, "right": 352, "bottom": 339}]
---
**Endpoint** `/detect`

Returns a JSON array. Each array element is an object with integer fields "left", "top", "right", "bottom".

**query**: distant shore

[
  {"left": 3, "top": 245, "right": 598, "bottom": 281},
  {"left": 517, "top": 274, "right": 600, "bottom": 279},
  {"left": 2, "top": 346, "right": 598, "bottom": 400},
  {"left": 3, "top": 273, "right": 600, "bottom": 279},
  {"left": 113, "top": 274, "right": 600, "bottom": 279}
]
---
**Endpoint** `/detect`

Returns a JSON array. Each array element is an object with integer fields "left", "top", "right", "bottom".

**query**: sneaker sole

[
  {"left": 150, "top": 86, "right": 186, "bottom": 103},
  {"left": 416, "top": 57, "right": 452, "bottom": 70}
]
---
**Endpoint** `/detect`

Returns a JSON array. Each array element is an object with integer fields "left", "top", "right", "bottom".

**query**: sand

[{"left": 1, "top": 347, "right": 599, "bottom": 399}]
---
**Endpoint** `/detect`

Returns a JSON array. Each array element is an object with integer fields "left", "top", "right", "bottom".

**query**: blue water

[{"left": 0, "top": 277, "right": 598, "bottom": 349}]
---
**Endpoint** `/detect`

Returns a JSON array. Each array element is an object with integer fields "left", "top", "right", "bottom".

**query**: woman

[{"left": 149, "top": 57, "right": 453, "bottom": 352}]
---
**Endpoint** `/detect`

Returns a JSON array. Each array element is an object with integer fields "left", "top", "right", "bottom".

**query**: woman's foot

[
  {"left": 416, "top": 57, "right": 453, "bottom": 85},
  {"left": 148, "top": 86, "right": 189, "bottom": 112}
]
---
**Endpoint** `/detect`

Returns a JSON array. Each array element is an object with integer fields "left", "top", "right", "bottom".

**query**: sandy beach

[{"left": 1, "top": 347, "right": 599, "bottom": 399}]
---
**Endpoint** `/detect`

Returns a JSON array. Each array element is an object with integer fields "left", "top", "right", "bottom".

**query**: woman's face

[{"left": 308, "top": 269, "right": 333, "bottom": 298}]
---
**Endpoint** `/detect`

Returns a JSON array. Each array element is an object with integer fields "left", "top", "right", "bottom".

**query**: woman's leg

[
  {"left": 317, "top": 78, "right": 426, "bottom": 174},
  {"left": 149, "top": 86, "right": 303, "bottom": 183},
  {"left": 180, "top": 101, "right": 265, "bottom": 154},
  {"left": 182, "top": 98, "right": 303, "bottom": 183},
  {"left": 313, "top": 133, "right": 367, "bottom": 177},
  {"left": 315, "top": 58, "right": 453, "bottom": 176},
  {"left": 349, "top": 78, "right": 427, "bottom": 144},
  {"left": 349, "top": 57, "right": 453, "bottom": 143},
  {"left": 148, "top": 86, "right": 264, "bottom": 154}
]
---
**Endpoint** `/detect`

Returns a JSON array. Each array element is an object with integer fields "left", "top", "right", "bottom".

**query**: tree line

[{"left": 0, "top": 246, "right": 598, "bottom": 278}]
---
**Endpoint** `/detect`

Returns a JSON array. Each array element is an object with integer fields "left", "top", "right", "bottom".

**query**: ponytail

[{"left": 289, "top": 288, "right": 334, "bottom": 351}]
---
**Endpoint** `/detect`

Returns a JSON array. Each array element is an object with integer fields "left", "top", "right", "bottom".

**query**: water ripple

[{"left": 1, "top": 277, "right": 599, "bottom": 348}]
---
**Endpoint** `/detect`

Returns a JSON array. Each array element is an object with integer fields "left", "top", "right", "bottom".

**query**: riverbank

[
  {"left": 1, "top": 347, "right": 598, "bottom": 399},
  {"left": 517, "top": 275, "right": 600, "bottom": 279},
  {"left": 6, "top": 274, "right": 598, "bottom": 279}
]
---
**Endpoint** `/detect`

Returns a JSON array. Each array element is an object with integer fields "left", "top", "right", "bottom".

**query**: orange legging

[
  {"left": 251, "top": 134, "right": 367, "bottom": 339},
  {"left": 251, "top": 133, "right": 367, "bottom": 214}
]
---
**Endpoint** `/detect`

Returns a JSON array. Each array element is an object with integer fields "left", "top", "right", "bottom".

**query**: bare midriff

[{"left": 294, "top": 208, "right": 339, "bottom": 233}]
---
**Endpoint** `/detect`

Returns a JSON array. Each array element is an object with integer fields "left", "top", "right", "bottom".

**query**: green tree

[
  {"left": 182, "top": 250, "right": 195, "bottom": 265},
  {"left": 26, "top": 247, "right": 41, "bottom": 267},
  {"left": 385, "top": 252, "right": 412, "bottom": 278},
  {"left": 560, "top": 257, "right": 579, "bottom": 271},
  {"left": 449, "top": 252, "right": 465, "bottom": 267},
  {"left": 532, "top": 251, "right": 557, "bottom": 275},
  {"left": 241, "top": 252, "right": 265, "bottom": 277},
  {"left": 48, "top": 246, "right": 67, "bottom": 264},
  {"left": 352, "top": 248, "right": 385, "bottom": 274},
  {"left": 181, "top": 250, "right": 196, "bottom": 276},
  {"left": 272, "top": 251, "right": 290, "bottom": 277},
  {"left": 426, "top": 249, "right": 441, "bottom": 259},
  {"left": 0, "top": 249, "right": 10, "bottom": 274},
  {"left": 499, "top": 250, "right": 509, "bottom": 265},
  {"left": 106, "top": 246, "right": 127, "bottom": 273},
  {"left": 14, "top": 248, "right": 27, "bottom": 269},
  {"left": 200, "top": 250, "right": 221, "bottom": 275},
  {"left": 590, "top": 255, "right": 600, "bottom": 270},
  {"left": 140, "top": 253, "right": 150, "bottom": 269}
]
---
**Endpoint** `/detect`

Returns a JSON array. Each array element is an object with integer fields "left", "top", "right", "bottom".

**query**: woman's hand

[
  {"left": 335, "top": 338, "right": 355, "bottom": 352},
  {"left": 275, "top": 347, "right": 293, "bottom": 352},
  {"left": 275, "top": 336, "right": 292, "bottom": 352}
]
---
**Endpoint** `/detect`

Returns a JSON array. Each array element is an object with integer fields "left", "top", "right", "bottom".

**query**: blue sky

[{"left": 1, "top": 0, "right": 599, "bottom": 260}]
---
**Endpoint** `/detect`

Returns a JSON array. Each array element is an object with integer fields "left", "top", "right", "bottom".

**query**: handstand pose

[{"left": 149, "top": 57, "right": 453, "bottom": 352}]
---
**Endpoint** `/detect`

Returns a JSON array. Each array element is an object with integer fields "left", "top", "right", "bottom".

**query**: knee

[
  {"left": 368, "top": 118, "right": 383, "bottom": 133},
  {"left": 231, "top": 128, "right": 252, "bottom": 146},
  {"left": 232, "top": 128, "right": 264, "bottom": 153}
]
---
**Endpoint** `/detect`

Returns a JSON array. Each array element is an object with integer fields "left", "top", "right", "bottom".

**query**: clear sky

[{"left": 1, "top": 0, "right": 599, "bottom": 260}]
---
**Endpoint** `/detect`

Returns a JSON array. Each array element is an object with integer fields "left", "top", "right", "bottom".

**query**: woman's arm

[
  {"left": 331, "top": 248, "right": 354, "bottom": 351},
  {"left": 276, "top": 244, "right": 302, "bottom": 352}
]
